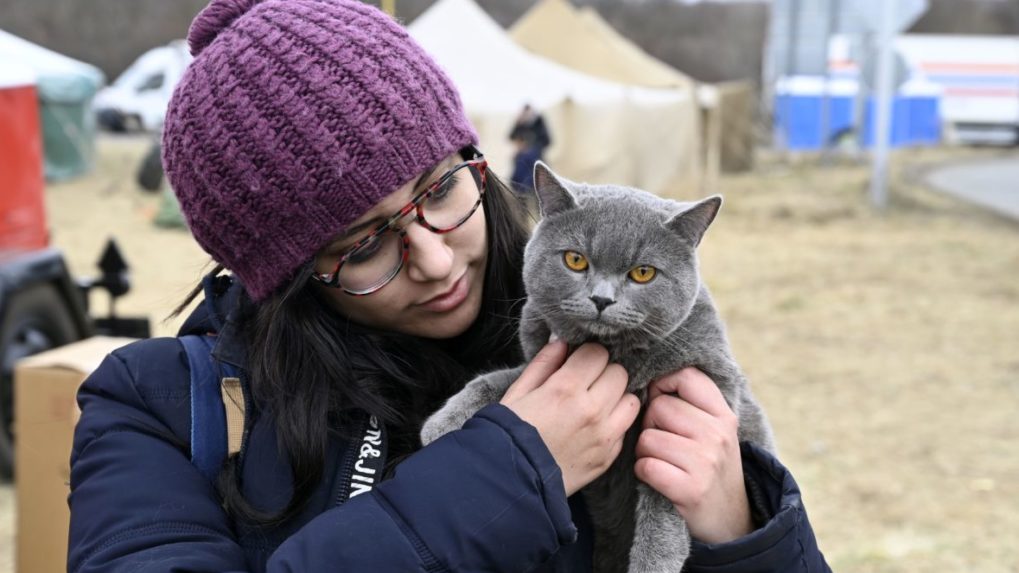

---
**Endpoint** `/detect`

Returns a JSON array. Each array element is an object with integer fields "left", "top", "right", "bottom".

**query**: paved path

[{"left": 926, "top": 156, "right": 1019, "bottom": 221}]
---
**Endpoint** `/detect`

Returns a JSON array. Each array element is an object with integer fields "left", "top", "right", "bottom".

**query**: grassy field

[
  {"left": 703, "top": 149, "right": 1019, "bottom": 572},
  {"left": 2, "top": 136, "right": 1016, "bottom": 572}
]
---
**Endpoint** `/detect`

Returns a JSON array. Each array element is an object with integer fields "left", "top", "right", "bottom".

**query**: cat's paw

[
  {"left": 628, "top": 484, "right": 691, "bottom": 572},
  {"left": 420, "top": 408, "right": 463, "bottom": 445},
  {"left": 420, "top": 368, "right": 522, "bottom": 446}
]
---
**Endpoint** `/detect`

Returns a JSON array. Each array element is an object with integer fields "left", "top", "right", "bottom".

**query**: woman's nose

[{"left": 404, "top": 222, "right": 454, "bottom": 282}]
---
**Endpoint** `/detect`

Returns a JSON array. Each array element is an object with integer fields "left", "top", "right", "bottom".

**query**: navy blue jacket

[{"left": 68, "top": 277, "right": 830, "bottom": 572}]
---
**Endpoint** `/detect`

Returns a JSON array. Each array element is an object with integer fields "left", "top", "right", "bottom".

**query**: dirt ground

[{"left": 1, "top": 135, "right": 1017, "bottom": 572}]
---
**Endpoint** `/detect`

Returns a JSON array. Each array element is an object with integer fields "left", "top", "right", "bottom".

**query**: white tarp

[
  {"left": 408, "top": 0, "right": 697, "bottom": 196},
  {"left": 0, "top": 29, "right": 104, "bottom": 94},
  {"left": 0, "top": 61, "right": 35, "bottom": 89}
]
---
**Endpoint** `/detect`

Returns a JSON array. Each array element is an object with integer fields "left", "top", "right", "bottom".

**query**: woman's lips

[{"left": 419, "top": 273, "right": 469, "bottom": 313}]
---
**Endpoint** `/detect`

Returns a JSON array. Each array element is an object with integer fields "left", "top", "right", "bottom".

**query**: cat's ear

[
  {"left": 533, "top": 161, "right": 577, "bottom": 217},
  {"left": 665, "top": 195, "right": 722, "bottom": 247}
]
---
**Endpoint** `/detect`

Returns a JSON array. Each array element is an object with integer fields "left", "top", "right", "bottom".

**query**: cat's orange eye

[
  {"left": 563, "top": 251, "right": 589, "bottom": 272},
  {"left": 628, "top": 265, "right": 656, "bottom": 283}
]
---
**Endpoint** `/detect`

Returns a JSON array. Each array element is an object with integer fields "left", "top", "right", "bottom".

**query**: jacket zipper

[{"left": 333, "top": 413, "right": 368, "bottom": 506}]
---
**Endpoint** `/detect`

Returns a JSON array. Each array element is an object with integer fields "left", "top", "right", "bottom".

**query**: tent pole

[
  {"left": 819, "top": 0, "right": 840, "bottom": 161},
  {"left": 869, "top": 0, "right": 896, "bottom": 209}
]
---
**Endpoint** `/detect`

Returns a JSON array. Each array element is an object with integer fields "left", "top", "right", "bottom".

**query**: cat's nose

[{"left": 590, "top": 296, "right": 615, "bottom": 313}]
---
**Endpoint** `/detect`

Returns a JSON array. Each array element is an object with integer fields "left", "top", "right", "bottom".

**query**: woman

[{"left": 67, "top": 1, "right": 830, "bottom": 571}]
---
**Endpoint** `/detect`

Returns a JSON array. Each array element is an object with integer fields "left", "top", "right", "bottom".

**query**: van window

[{"left": 137, "top": 73, "right": 165, "bottom": 92}]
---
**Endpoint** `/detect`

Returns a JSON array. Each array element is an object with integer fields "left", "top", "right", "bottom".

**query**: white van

[{"left": 93, "top": 40, "right": 192, "bottom": 132}]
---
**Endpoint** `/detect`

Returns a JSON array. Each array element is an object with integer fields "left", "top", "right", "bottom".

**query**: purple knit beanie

[{"left": 163, "top": 0, "right": 478, "bottom": 301}]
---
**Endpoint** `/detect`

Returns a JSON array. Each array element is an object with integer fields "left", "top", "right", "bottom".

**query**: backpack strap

[
  {"left": 221, "top": 376, "right": 246, "bottom": 457},
  {"left": 180, "top": 334, "right": 244, "bottom": 483},
  {"left": 179, "top": 332, "right": 387, "bottom": 500}
]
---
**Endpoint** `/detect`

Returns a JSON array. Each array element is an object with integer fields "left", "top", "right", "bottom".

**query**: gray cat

[{"left": 421, "top": 163, "right": 776, "bottom": 573}]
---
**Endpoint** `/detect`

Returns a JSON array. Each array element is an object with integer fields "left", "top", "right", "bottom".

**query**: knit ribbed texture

[{"left": 163, "top": 0, "right": 477, "bottom": 301}]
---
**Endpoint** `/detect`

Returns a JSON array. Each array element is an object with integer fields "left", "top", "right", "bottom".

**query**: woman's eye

[
  {"left": 563, "top": 251, "right": 588, "bottom": 272},
  {"left": 346, "top": 237, "right": 382, "bottom": 264},
  {"left": 628, "top": 265, "right": 657, "bottom": 283},
  {"left": 430, "top": 174, "right": 459, "bottom": 202}
]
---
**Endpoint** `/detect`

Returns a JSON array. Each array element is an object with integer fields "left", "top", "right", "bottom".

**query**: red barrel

[{"left": 0, "top": 65, "right": 48, "bottom": 252}]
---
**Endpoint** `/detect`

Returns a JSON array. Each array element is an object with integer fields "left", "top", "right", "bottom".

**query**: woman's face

[{"left": 313, "top": 153, "right": 488, "bottom": 339}]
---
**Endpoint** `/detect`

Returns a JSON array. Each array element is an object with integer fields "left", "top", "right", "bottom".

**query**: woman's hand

[
  {"left": 501, "top": 341, "right": 640, "bottom": 496},
  {"left": 635, "top": 367, "right": 754, "bottom": 544}
]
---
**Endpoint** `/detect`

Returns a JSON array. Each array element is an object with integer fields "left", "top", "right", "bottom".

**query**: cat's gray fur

[{"left": 421, "top": 163, "right": 776, "bottom": 572}]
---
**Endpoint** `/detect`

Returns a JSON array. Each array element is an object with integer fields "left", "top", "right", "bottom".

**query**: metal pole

[
  {"left": 819, "top": 0, "right": 840, "bottom": 159},
  {"left": 777, "top": 0, "right": 801, "bottom": 154},
  {"left": 1014, "top": 0, "right": 1019, "bottom": 143},
  {"left": 786, "top": 0, "right": 801, "bottom": 77},
  {"left": 852, "top": 30, "right": 871, "bottom": 151},
  {"left": 869, "top": 0, "right": 896, "bottom": 209}
]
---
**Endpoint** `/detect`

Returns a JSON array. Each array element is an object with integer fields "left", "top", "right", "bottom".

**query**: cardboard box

[{"left": 14, "top": 336, "right": 136, "bottom": 573}]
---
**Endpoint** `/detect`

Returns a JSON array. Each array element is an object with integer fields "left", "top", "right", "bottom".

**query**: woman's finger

[
  {"left": 588, "top": 363, "right": 629, "bottom": 413},
  {"left": 550, "top": 343, "right": 610, "bottom": 391},
  {"left": 501, "top": 340, "right": 568, "bottom": 403},
  {"left": 642, "top": 393, "right": 715, "bottom": 439},
  {"left": 634, "top": 456, "right": 692, "bottom": 504},
  {"left": 606, "top": 392, "right": 641, "bottom": 436},
  {"left": 634, "top": 428, "right": 701, "bottom": 471},
  {"left": 649, "top": 367, "right": 731, "bottom": 418}
]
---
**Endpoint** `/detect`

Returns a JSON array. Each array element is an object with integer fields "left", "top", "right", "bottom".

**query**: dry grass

[
  {"left": 701, "top": 148, "right": 1019, "bottom": 572},
  {"left": 44, "top": 134, "right": 210, "bottom": 337},
  {"left": 2, "top": 137, "right": 1016, "bottom": 572}
]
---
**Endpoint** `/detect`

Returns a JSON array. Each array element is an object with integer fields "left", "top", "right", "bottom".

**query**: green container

[{"left": 37, "top": 72, "right": 102, "bottom": 182}]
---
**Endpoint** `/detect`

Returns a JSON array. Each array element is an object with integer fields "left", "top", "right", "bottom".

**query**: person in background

[
  {"left": 509, "top": 103, "right": 552, "bottom": 192},
  {"left": 67, "top": 1, "right": 830, "bottom": 571}
]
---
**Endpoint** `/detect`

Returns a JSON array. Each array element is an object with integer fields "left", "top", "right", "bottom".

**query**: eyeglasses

[{"left": 313, "top": 156, "right": 488, "bottom": 295}]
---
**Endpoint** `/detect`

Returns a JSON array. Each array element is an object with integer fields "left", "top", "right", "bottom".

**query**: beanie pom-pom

[{"left": 188, "top": 0, "right": 262, "bottom": 56}]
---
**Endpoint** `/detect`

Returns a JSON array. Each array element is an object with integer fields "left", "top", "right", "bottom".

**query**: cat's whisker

[
  {"left": 486, "top": 312, "right": 527, "bottom": 322},
  {"left": 634, "top": 321, "right": 694, "bottom": 358},
  {"left": 645, "top": 315, "right": 697, "bottom": 343}
]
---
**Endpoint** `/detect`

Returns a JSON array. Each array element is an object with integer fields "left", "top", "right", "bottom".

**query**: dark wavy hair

[{"left": 174, "top": 150, "right": 532, "bottom": 526}]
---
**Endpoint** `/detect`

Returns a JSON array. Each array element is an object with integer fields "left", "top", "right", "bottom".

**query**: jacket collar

[{"left": 177, "top": 271, "right": 248, "bottom": 370}]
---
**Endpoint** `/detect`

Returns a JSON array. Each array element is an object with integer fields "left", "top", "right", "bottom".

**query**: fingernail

[{"left": 548, "top": 332, "right": 560, "bottom": 343}]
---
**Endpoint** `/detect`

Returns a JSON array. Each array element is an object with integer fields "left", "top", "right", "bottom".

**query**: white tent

[
  {"left": 408, "top": 0, "right": 699, "bottom": 196},
  {"left": 0, "top": 30, "right": 104, "bottom": 85}
]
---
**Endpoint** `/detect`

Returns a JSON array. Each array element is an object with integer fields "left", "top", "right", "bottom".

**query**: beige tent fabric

[
  {"left": 579, "top": 8, "right": 696, "bottom": 91},
  {"left": 698, "top": 81, "right": 758, "bottom": 194},
  {"left": 511, "top": 0, "right": 704, "bottom": 196},
  {"left": 411, "top": 0, "right": 701, "bottom": 198},
  {"left": 716, "top": 80, "right": 757, "bottom": 173},
  {"left": 512, "top": 0, "right": 695, "bottom": 90},
  {"left": 552, "top": 97, "right": 699, "bottom": 197}
]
